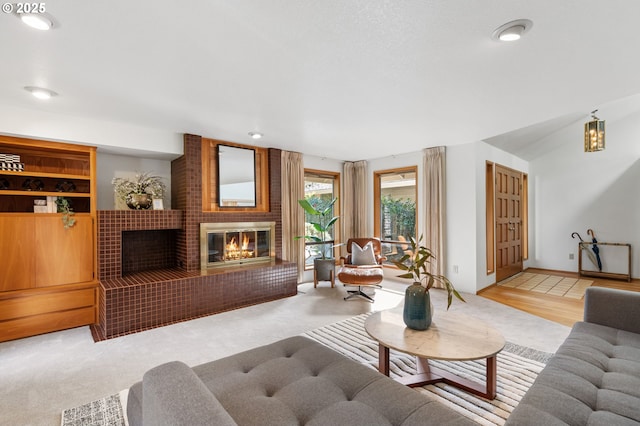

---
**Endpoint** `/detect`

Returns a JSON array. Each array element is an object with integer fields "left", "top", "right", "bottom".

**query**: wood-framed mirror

[
  {"left": 201, "top": 138, "right": 270, "bottom": 212},
  {"left": 217, "top": 144, "right": 257, "bottom": 208}
]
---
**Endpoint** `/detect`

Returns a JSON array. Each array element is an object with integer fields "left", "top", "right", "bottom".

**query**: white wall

[
  {"left": 0, "top": 105, "right": 183, "bottom": 159},
  {"left": 0, "top": 105, "right": 180, "bottom": 210},
  {"left": 444, "top": 144, "right": 478, "bottom": 294},
  {"left": 446, "top": 142, "right": 530, "bottom": 293},
  {"left": 96, "top": 153, "right": 173, "bottom": 210},
  {"left": 366, "top": 146, "right": 529, "bottom": 295},
  {"left": 530, "top": 109, "right": 640, "bottom": 278}
]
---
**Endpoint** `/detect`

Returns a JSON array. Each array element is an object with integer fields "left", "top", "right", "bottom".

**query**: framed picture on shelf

[{"left": 152, "top": 199, "right": 164, "bottom": 210}]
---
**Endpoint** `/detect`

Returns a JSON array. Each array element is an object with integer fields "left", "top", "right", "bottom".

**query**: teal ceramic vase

[{"left": 403, "top": 282, "right": 433, "bottom": 330}]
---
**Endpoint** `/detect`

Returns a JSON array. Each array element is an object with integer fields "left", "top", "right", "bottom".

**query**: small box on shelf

[
  {"left": 0, "top": 153, "right": 24, "bottom": 171},
  {"left": 0, "top": 162, "right": 25, "bottom": 171},
  {"left": 48, "top": 196, "right": 58, "bottom": 213},
  {"left": 0, "top": 153, "right": 21, "bottom": 162},
  {"left": 34, "top": 198, "right": 52, "bottom": 213}
]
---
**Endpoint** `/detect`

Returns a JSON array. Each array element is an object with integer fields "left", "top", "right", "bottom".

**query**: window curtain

[
  {"left": 343, "top": 160, "right": 367, "bottom": 256},
  {"left": 281, "top": 151, "right": 305, "bottom": 283},
  {"left": 423, "top": 147, "right": 446, "bottom": 286}
]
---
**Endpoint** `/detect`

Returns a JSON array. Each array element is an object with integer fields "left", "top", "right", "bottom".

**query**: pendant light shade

[{"left": 584, "top": 111, "right": 605, "bottom": 152}]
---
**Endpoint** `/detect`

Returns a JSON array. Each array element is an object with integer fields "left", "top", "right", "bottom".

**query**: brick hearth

[{"left": 91, "top": 136, "right": 297, "bottom": 341}]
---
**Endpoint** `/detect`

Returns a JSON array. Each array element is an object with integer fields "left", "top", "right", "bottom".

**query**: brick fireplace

[{"left": 91, "top": 136, "right": 297, "bottom": 341}]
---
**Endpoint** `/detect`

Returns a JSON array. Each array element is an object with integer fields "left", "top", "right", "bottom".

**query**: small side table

[{"left": 314, "top": 268, "right": 335, "bottom": 288}]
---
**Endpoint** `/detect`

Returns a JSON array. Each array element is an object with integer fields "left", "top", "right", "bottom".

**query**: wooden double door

[{"left": 495, "top": 165, "right": 523, "bottom": 282}]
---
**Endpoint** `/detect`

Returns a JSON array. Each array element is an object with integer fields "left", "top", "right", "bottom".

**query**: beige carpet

[
  {"left": 63, "top": 313, "right": 552, "bottom": 426},
  {"left": 498, "top": 272, "right": 592, "bottom": 299},
  {"left": 5, "top": 281, "right": 571, "bottom": 426}
]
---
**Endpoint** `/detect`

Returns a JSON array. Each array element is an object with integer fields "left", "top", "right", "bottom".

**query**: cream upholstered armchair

[{"left": 338, "top": 238, "right": 386, "bottom": 302}]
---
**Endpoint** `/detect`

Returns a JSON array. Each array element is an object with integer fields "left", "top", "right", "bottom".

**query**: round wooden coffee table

[{"left": 364, "top": 307, "right": 505, "bottom": 399}]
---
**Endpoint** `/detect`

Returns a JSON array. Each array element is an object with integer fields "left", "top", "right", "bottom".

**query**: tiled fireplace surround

[{"left": 90, "top": 136, "right": 297, "bottom": 341}]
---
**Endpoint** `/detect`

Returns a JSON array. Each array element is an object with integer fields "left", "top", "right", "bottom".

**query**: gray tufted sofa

[
  {"left": 506, "top": 287, "right": 640, "bottom": 425},
  {"left": 127, "top": 335, "right": 475, "bottom": 426}
]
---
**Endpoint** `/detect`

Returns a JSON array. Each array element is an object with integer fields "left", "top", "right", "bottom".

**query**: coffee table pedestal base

[{"left": 378, "top": 345, "right": 497, "bottom": 400}]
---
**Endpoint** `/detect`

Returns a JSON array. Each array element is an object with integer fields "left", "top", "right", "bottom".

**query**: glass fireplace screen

[{"left": 200, "top": 222, "right": 275, "bottom": 269}]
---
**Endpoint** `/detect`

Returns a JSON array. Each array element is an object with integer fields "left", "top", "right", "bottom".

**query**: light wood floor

[{"left": 479, "top": 268, "right": 640, "bottom": 327}]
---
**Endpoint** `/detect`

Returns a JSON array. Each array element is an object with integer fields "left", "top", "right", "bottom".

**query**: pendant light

[{"left": 584, "top": 110, "right": 605, "bottom": 152}]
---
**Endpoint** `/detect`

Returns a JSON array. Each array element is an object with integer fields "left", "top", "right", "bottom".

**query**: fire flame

[{"left": 225, "top": 234, "right": 253, "bottom": 260}]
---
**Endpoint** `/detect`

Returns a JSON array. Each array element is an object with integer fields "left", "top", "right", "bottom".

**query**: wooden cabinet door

[
  {"left": 0, "top": 216, "right": 35, "bottom": 291},
  {"left": 35, "top": 216, "right": 94, "bottom": 287}
]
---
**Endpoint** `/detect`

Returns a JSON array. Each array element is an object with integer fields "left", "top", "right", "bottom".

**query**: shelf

[
  {"left": 0, "top": 191, "right": 92, "bottom": 213},
  {"left": 0, "top": 170, "right": 90, "bottom": 180},
  {"left": 0, "top": 190, "right": 91, "bottom": 197},
  {"left": 0, "top": 173, "right": 91, "bottom": 194},
  {"left": 0, "top": 212, "right": 92, "bottom": 217}
]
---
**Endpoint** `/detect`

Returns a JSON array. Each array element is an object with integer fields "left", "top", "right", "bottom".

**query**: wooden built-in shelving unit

[{"left": 0, "top": 135, "right": 98, "bottom": 342}]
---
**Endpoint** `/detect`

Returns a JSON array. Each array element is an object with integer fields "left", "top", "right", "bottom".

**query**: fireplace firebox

[{"left": 200, "top": 221, "right": 276, "bottom": 269}]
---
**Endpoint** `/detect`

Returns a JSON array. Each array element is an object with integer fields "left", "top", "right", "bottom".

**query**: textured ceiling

[{"left": 1, "top": 0, "right": 640, "bottom": 161}]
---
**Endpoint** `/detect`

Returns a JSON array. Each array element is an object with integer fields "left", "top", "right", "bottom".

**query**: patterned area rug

[
  {"left": 62, "top": 314, "right": 552, "bottom": 426},
  {"left": 498, "top": 272, "right": 592, "bottom": 299},
  {"left": 303, "top": 313, "right": 552, "bottom": 426},
  {"left": 61, "top": 390, "right": 128, "bottom": 426}
]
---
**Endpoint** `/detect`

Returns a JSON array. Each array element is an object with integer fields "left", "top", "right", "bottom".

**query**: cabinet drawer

[
  {"left": 0, "top": 288, "right": 95, "bottom": 322},
  {"left": 0, "top": 306, "right": 95, "bottom": 342}
]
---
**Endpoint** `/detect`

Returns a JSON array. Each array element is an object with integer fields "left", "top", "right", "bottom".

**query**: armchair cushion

[{"left": 351, "top": 241, "right": 377, "bottom": 265}]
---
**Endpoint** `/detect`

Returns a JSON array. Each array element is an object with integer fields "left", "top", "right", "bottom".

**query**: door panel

[
  {"left": 495, "top": 166, "right": 523, "bottom": 282},
  {"left": 0, "top": 216, "right": 35, "bottom": 291},
  {"left": 35, "top": 216, "right": 94, "bottom": 287}
]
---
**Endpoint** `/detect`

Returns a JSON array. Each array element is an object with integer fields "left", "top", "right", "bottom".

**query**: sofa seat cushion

[
  {"left": 131, "top": 336, "right": 471, "bottom": 426},
  {"left": 191, "top": 336, "right": 472, "bottom": 425},
  {"left": 506, "top": 321, "right": 640, "bottom": 425}
]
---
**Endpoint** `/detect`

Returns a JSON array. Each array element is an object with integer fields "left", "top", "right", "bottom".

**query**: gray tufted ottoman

[{"left": 127, "top": 335, "right": 475, "bottom": 425}]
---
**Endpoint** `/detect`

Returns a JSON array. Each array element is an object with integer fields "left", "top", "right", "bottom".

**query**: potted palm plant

[
  {"left": 393, "top": 235, "right": 465, "bottom": 330},
  {"left": 296, "top": 197, "right": 339, "bottom": 281}
]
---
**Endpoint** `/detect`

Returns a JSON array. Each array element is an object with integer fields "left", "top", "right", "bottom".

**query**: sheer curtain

[
  {"left": 343, "top": 160, "right": 367, "bottom": 256},
  {"left": 423, "top": 147, "right": 446, "bottom": 285},
  {"left": 281, "top": 151, "right": 305, "bottom": 283}
]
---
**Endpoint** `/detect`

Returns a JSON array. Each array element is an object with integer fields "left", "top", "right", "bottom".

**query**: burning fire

[{"left": 225, "top": 234, "right": 254, "bottom": 260}]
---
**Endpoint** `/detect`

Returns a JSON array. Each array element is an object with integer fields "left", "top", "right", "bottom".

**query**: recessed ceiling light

[
  {"left": 20, "top": 13, "right": 53, "bottom": 30},
  {"left": 249, "top": 132, "right": 263, "bottom": 140},
  {"left": 24, "top": 86, "right": 58, "bottom": 100},
  {"left": 492, "top": 19, "right": 533, "bottom": 42}
]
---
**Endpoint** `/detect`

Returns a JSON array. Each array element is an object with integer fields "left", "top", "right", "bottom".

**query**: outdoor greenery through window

[
  {"left": 374, "top": 167, "right": 417, "bottom": 266},
  {"left": 303, "top": 170, "right": 340, "bottom": 268}
]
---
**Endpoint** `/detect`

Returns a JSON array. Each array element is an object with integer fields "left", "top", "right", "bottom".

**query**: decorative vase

[
  {"left": 126, "top": 193, "right": 153, "bottom": 210},
  {"left": 403, "top": 282, "right": 433, "bottom": 330},
  {"left": 314, "top": 258, "right": 335, "bottom": 281}
]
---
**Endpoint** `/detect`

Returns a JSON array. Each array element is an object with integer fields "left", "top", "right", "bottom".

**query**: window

[
  {"left": 374, "top": 167, "right": 417, "bottom": 266},
  {"left": 302, "top": 170, "right": 340, "bottom": 269}
]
